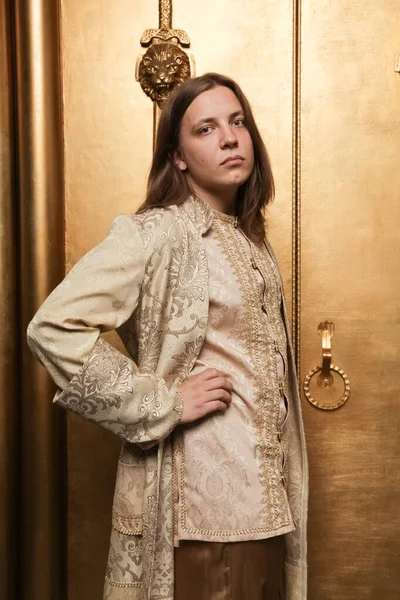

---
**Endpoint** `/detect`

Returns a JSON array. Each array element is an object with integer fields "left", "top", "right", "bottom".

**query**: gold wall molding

[
  {"left": 292, "top": 0, "right": 302, "bottom": 376},
  {"left": 13, "top": 0, "right": 66, "bottom": 598}
]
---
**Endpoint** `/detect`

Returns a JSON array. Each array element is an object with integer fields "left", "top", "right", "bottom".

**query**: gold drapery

[
  {"left": 0, "top": 0, "right": 66, "bottom": 598},
  {"left": 0, "top": 1, "right": 18, "bottom": 598}
]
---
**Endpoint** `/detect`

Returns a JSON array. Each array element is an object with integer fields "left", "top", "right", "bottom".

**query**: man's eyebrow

[{"left": 191, "top": 110, "right": 244, "bottom": 131}]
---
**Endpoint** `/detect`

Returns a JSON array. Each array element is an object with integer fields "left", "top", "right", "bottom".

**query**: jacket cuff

[{"left": 54, "top": 337, "right": 184, "bottom": 445}]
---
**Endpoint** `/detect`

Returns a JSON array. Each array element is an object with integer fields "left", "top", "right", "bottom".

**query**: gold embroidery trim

[
  {"left": 210, "top": 209, "right": 237, "bottom": 225},
  {"left": 105, "top": 576, "right": 143, "bottom": 588},
  {"left": 178, "top": 445, "right": 292, "bottom": 537},
  {"left": 215, "top": 221, "right": 289, "bottom": 527},
  {"left": 176, "top": 221, "right": 292, "bottom": 536},
  {"left": 111, "top": 517, "right": 143, "bottom": 536}
]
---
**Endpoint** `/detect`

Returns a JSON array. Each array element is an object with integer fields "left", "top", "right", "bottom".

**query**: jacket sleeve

[{"left": 27, "top": 214, "right": 183, "bottom": 446}]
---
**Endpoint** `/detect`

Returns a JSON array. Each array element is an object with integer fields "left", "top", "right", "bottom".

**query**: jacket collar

[
  {"left": 180, "top": 195, "right": 238, "bottom": 236},
  {"left": 179, "top": 195, "right": 214, "bottom": 236}
]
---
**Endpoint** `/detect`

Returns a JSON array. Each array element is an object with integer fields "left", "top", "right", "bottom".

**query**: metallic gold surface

[
  {"left": 137, "top": 42, "right": 191, "bottom": 108},
  {"left": 317, "top": 321, "right": 335, "bottom": 388},
  {"left": 0, "top": 1, "right": 17, "bottom": 598},
  {"left": 172, "top": 0, "right": 294, "bottom": 310},
  {"left": 14, "top": 0, "right": 66, "bottom": 598},
  {"left": 304, "top": 365, "right": 351, "bottom": 411},
  {"left": 159, "top": 0, "right": 172, "bottom": 30},
  {"left": 141, "top": 0, "right": 190, "bottom": 46},
  {"left": 292, "top": 0, "right": 302, "bottom": 374},
  {"left": 137, "top": 1, "right": 192, "bottom": 108},
  {"left": 301, "top": 1, "right": 400, "bottom": 597},
  {"left": 304, "top": 322, "right": 351, "bottom": 411},
  {"left": 153, "top": 102, "right": 162, "bottom": 152},
  {"left": 61, "top": 3, "right": 155, "bottom": 597},
  {"left": 395, "top": 50, "right": 400, "bottom": 73}
]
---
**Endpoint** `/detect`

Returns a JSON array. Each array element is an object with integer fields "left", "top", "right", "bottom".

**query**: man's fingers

[
  {"left": 198, "top": 368, "right": 222, "bottom": 381},
  {"left": 179, "top": 369, "right": 234, "bottom": 424},
  {"left": 198, "top": 369, "right": 233, "bottom": 389},
  {"left": 202, "top": 400, "right": 228, "bottom": 416},
  {"left": 204, "top": 376, "right": 233, "bottom": 392},
  {"left": 206, "top": 389, "right": 232, "bottom": 404}
]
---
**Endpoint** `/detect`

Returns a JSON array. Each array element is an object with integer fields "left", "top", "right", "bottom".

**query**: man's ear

[{"left": 173, "top": 149, "right": 187, "bottom": 171}]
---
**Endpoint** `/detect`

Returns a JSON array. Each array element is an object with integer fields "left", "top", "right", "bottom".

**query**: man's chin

[{"left": 222, "top": 173, "right": 251, "bottom": 189}]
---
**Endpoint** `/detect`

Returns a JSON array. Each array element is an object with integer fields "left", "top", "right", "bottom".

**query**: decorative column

[
  {"left": 0, "top": 0, "right": 18, "bottom": 597},
  {"left": 14, "top": 0, "right": 66, "bottom": 598}
]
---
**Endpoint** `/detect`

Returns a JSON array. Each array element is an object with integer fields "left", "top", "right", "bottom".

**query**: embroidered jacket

[{"left": 27, "top": 196, "right": 308, "bottom": 600}]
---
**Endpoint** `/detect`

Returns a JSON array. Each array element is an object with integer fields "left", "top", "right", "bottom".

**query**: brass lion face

[{"left": 138, "top": 43, "right": 191, "bottom": 107}]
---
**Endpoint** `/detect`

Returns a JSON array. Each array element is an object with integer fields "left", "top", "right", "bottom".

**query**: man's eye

[
  {"left": 199, "top": 126, "right": 212, "bottom": 134},
  {"left": 233, "top": 119, "right": 245, "bottom": 126}
]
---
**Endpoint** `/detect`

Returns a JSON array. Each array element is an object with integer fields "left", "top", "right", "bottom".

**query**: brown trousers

[{"left": 174, "top": 536, "right": 286, "bottom": 600}]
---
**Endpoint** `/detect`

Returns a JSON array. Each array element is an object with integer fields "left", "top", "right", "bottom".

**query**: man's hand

[{"left": 179, "top": 368, "right": 233, "bottom": 424}]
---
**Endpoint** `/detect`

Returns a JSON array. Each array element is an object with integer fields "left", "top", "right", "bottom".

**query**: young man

[{"left": 27, "top": 73, "right": 308, "bottom": 600}]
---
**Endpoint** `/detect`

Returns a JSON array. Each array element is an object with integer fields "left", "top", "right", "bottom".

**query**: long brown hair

[{"left": 137, "top": 72, "right": 274, "bottom": 243}]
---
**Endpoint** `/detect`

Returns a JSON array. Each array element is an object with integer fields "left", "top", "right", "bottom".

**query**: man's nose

[{"left": 220, "top": 125, "right": 239, "bottom": 148}]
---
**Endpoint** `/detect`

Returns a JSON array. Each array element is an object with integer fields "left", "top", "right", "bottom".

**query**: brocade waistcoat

[{"left": 174, "top": 205, "right": 295, "bottom": 543}]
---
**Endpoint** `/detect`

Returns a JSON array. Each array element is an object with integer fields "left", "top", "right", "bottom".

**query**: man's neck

[{"left": 190, "top": 183, "right": 238, "bottom": 216}]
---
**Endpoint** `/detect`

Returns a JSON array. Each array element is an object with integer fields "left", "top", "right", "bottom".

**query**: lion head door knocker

[
  {"left": 136, "top": 0, "right": 195, "bottom": 109},
  {"left": 137, "top": 43, "right": 191, "bottom": 108}
]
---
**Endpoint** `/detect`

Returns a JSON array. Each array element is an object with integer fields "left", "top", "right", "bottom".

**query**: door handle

[{"left": 303, "top": 321, "right": 351, "bottom": 410}]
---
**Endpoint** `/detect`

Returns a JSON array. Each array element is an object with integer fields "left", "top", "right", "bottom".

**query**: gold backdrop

[
  {"left": 1, "top": 0, "right": 399, "bottom": 598},
  {"left": 301, "top": 2, "right": 400, "bottom": 596}
]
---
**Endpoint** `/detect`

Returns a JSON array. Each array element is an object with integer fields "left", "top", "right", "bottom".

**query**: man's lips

[{"left": 220, "top": 155, "right": 244, "bottom": 165}]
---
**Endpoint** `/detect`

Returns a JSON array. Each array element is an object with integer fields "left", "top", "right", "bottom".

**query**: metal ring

[{"left": 303, "top": 364, "right": 351, "bottom": 410}]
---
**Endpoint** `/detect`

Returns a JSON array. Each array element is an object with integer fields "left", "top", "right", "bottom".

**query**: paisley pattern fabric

[{"left": 27, "top": 196, "right": 308, "bottom": 600}]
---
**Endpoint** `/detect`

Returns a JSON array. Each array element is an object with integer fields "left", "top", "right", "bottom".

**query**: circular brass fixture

[{"left": 303, "top": 364, "right": 350, "bottom": 410}]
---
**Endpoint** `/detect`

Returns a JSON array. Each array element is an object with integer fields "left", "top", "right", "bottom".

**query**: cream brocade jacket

[{"left": 27, "top": 196, "right": 308, "bottom": 600}]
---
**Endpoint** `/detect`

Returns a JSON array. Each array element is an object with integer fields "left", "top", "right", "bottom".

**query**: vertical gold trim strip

[
  {"left": 0, "top": 1, "right": 18, "bottom": 598},
  {"left": 292, "top": 0, "right": 302, "bottom": 377},
  {"left": 14, "top": 0, "right": 66, "bottom": 598},
  {"left": 153, "top": 103, "right": 161, "bottom": 154}
]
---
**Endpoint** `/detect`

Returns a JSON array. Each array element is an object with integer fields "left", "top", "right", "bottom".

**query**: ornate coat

[{"left": 27, "top": 196, "right": 308, "bottom": 600}]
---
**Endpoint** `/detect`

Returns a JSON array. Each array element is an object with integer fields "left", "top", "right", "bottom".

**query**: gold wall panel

[
  {"left": 61, "top": 3, "right": 156, "bottom": 597},
  {"left": 301, "top": 1, "right": 400, "bottom": 597},
  {"left": 173, "top": 0, "right": 295, "bottom": 313}
]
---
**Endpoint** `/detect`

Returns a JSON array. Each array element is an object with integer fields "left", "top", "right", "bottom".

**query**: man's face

[{"left": 175, "top": 86, "right": 255, "bottom": 201}]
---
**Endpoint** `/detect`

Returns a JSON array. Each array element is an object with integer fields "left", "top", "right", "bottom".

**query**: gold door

[
  {"left": 301, "top": 2, "right": 400, "bottom": 597},
  {"left": 2, "top": 0, "right": 399, "bottom": 598}
]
